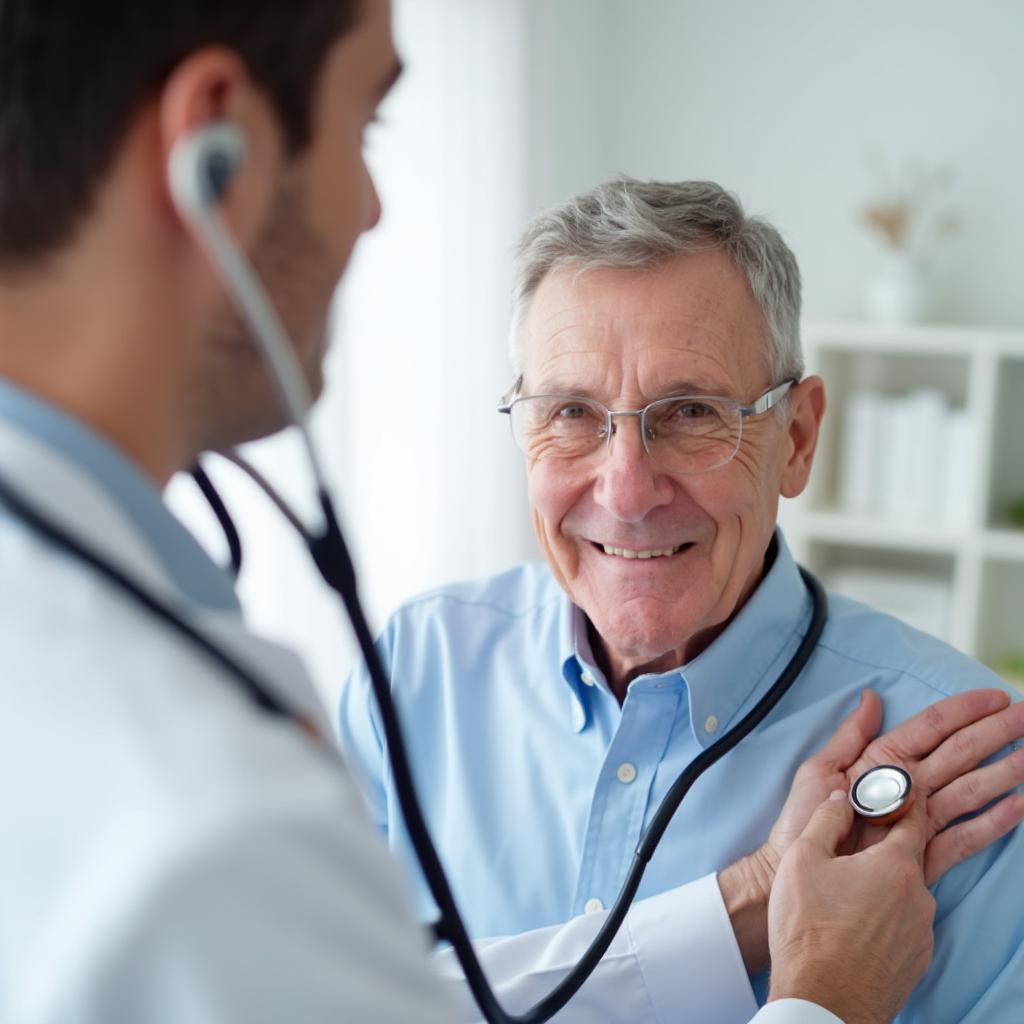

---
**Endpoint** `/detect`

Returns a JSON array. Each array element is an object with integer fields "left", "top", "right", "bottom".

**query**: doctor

[{"left": 0, "top": 2, "right": 993, "bottom": 1022}]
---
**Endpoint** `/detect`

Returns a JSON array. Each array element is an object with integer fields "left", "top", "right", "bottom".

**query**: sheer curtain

[{"left": 170, "top": 0, "right": 534, "bottom": 709}]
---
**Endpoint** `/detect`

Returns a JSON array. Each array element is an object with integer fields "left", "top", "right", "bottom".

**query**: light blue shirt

[{"left": 338, "top": 533, "right": 1024, "bottom": 1022}]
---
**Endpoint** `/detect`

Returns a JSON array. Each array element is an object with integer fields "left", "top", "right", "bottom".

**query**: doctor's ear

[{"left": 159, "top": 47, "right": 284, "bottom": 248}]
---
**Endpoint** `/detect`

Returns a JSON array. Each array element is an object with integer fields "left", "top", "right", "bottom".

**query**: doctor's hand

[
  {"left": 766, "top": 790, "right": 936, "bottom": 1024},
  {"left": 719, "top": 687, "right": 1024, "bottom": 972},
  {"left": 763, "top": 688, "right": 1024, "bottom": 884}
]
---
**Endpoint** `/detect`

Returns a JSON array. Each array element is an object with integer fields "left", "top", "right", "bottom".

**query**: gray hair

[{"left": 509, "top": 178, "right": 804, "bottom": 386}]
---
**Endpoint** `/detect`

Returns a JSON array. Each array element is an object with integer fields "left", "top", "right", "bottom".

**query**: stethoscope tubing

[{"left": 0, "top": 459, "right": 827, "bottom": 1024}]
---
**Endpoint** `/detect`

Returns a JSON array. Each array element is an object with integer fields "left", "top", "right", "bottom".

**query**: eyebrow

[
  {"left": 655, "top": 378, "right": 733, "bottom": 397},
  {"left": 531, "top": 377, "right": 732, "bottom": 400}
]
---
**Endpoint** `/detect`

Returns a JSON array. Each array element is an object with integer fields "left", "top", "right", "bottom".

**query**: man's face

[
  {"left": 521, "top": 250, "right": 818, "bottom": 682},
  {"left": 200, "top": 0, "right": 400, "bottom": 446}
]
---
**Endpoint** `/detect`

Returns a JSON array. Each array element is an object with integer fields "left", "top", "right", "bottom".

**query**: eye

[
  {"left": 556, "top": 403, "right": 591, "bottom": 420},
  {"left": 673, "top": 400, "right": 715, "bottom": 419}
]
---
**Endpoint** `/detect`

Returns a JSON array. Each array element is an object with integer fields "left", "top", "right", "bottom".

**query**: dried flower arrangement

[{"left": 861, "top": 155, "right": 960, "bottom": 254}]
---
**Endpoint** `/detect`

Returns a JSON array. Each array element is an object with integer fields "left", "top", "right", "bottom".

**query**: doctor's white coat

[{"left": 0, "top": 411, "right": 841, "bottom": 1024}]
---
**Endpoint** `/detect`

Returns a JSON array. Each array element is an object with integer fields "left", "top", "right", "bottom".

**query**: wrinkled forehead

[{"left": 520, "top": 260, "right": 772, "bottom": 399}]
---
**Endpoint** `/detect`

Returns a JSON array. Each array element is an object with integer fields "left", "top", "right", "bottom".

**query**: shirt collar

[
  {"left": 558, "top": 531, "right": 814, "bottom": 743},
  {"left": 0, "top": 378, "right": 239, "bottom": 611}
]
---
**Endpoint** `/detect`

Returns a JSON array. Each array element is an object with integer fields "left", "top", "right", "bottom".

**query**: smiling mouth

[{"left": 593, "top": 542, "right": 693, "bottom": 560}]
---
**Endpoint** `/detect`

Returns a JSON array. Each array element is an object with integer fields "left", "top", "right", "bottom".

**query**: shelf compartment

[
  {"left": 976, "top": 559, "right": 1024, "bottom": 693},
  {"left": 793, "top": 511, "right": 965, "bottom": 556},
  {"left": 987, "top": 357, "right": 1024, "bottom": 533}
]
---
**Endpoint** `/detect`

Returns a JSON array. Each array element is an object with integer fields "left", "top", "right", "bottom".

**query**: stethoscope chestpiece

[{"left": 849, "top": 764, "right": 914, "bottom": 825}]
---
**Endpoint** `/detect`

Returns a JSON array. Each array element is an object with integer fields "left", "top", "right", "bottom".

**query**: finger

[
  {"left": 924, "top": 792, "right": 1024, "bottom": 886},
  {"left": 813, "top": 689, "right": 883, "bottom": 772},
  {"left": 927, "top": 745, "right": 1024, "bottom": 831},
  {"left": 866, "top": 689, "right": 1010, "bottom": 766},
  {"left": 798, "top": 790, "right": 856, "bottom": 856},
  {"left": 917, "top": 703, "right": 1024, "bottom": 794},
  {"left": 869, "top": 789, "right": 929, "bottom": 863}
]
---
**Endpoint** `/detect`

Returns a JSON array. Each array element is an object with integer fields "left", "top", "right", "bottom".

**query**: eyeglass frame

[{"left": 496, "top": 376, "right": 797, "bottom": 472}]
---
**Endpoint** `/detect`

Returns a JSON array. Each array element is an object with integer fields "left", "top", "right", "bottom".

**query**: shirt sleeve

[
  {"left": 72, "top": 758, "right": 454, "bottom": 1024},
  {"left": 338, "top": 646, "right": 760, "bottom": 1022},
  {"left": 433, "top": 873, "right": 758, "bottom": 1024}
]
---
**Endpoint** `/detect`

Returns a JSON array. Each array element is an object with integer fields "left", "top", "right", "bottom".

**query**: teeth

[{"left": 601, "top": 544, "right": 682, "bottom": 559}]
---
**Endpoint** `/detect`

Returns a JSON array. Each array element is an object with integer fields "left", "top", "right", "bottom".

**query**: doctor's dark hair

[
  {"left": 0, "top": 0, "right": 360, "bottom": 269},
  {"left": 509, "top": 178, "right": 804, "bottom": 387}
]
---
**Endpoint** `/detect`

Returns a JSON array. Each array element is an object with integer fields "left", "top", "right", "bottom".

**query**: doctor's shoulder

[{"left": 0, "top": 525, "right": 453, "bottom": 1021}]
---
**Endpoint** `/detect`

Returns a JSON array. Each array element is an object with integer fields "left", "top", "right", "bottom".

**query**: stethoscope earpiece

[{"left": 168, "top": 122, "right": 247, "bottom": 217}]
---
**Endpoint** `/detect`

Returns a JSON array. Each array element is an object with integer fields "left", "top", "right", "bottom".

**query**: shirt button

[
  {"left": 580, "top": 671, "right": 596, "bottom": 687},
  {"left": 616, "top": 762, "right": 637, "bottom": 784},
  {"left": 584, "top": 898, "right": 604, "bottom": 914},
  {"left": 704, "top": 714, "right": 719, "bottom": 734}
]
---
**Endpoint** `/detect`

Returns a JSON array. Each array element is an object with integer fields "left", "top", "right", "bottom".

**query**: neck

[
  {"left": 590, "top": 622, "right": 723, "bottom": 703},
  {"left": 592, "top": 537, "right": 779, "bottom": 702},
  {"left": 0, "top": 248, "right": 198, "bottom": 487}
]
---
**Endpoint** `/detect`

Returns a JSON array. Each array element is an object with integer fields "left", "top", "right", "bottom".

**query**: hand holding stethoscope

[{"left": 763, "top": 686, "right": 1015, "bottom": 893}]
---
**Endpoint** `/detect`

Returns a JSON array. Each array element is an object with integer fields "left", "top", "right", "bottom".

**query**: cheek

[
  {"left": 695, "top": 449, "right": 782, "bottom": 596},
  {"left": 527, "top": 463, "right": 591, "bottom": 570},
  {"left": 528, "top": 461, "right": 576, "bottom": 532}
]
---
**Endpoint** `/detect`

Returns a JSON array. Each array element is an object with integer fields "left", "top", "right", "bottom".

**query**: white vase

[{"left": 863, "top": 250, "right": 928, "bottom": 324}]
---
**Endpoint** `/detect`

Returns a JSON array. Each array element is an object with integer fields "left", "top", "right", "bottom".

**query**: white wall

[
  {"left": 525, "top": 0, "right": 1024, "bottom": 327},
  {"left": 174, "top": 1, "right": 538, "bottom": 711}
]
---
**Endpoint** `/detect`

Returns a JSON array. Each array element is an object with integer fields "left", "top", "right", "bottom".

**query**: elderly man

[{"left": 338, "top": 179, "right": 1024, "bottom": 1022}]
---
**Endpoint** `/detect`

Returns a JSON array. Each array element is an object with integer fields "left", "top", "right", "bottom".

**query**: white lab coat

[{"left": 0, "top": 414, "right": 840, "bottom": 1024}]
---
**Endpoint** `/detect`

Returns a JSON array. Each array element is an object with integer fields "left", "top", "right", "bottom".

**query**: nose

[{"left": 592, "top": 414, "right": 674, "bottom": 523}]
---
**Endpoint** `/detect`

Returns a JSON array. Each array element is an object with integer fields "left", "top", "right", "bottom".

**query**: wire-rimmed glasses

[{"left": 497, "top": 378, "right": 795, "bottom": 474}]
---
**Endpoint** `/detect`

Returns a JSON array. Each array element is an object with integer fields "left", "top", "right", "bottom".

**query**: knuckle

[
  {"left": 946, "top": 823, "right": 978, "bottom": 864},
  {"left": 960, "top": 771, "right": 983, "bottom": 804},
  {"left": 921, "top": 703, "right": 945, "bottom": 740},
  {"left": 952, "top": 728, "right": 976, "bottom": 761},
  {"left": 953, "top": 824, "right": 980, "bottom": 861},
  {"left": 901, "top": 860, "right": 927, "bottom": 894}
]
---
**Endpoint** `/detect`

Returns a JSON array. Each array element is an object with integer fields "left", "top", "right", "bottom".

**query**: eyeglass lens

[{"left": 509, "top": 395, "right": 742, "bottom": 473}]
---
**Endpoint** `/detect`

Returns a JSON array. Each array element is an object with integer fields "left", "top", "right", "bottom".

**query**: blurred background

[{"left": 172, "top": 0, "right": 1024, "bottom": 707}]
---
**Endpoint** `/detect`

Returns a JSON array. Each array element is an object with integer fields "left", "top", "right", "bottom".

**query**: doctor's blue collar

[{"left": 0, "top": 377, "right": 239, "bottom": 612}]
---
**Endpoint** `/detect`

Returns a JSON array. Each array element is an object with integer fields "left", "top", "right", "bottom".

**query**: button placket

[{"left": 570, "top": 685, "right": 680, "bottom": 918}]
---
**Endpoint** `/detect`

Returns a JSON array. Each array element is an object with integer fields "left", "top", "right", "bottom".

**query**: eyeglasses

[{"left": 497, "top": 378, "right": 795, "bottom": 474}]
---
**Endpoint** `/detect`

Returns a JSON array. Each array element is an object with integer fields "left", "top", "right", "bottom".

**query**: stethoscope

[{"left": 0, "top": 123, "right": 837, "bottom": 1024}]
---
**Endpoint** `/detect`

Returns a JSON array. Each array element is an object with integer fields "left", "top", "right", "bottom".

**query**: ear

[
  {"left": 780, "top": 375, "right": 826, "bottom": 499},
  {"left": 157, "top": 47, "right": 284, "bottom": 250}
]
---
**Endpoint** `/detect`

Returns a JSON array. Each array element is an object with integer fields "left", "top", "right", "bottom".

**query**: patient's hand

[
  {"left": 765, "top": 688, "right": 1024, "bottom": 882},
  {"left": 720, "top": 687, "right": 1024, "bottom": 973}
]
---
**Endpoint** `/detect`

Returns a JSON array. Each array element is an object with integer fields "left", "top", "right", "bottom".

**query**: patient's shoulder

[
  {"left": 821, "top": 591, "right": 1015, "bottom": 702},
  {"left": 389, "top": 561, "right": 563, "bottom": 625}
]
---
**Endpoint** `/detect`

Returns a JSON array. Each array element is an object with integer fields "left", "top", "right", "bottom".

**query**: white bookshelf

[{"left": 780, "top": 321, "right": 1024, "bottom": 692}]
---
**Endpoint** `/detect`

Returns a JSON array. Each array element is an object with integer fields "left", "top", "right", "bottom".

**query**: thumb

[{"left": 799, "top": 790, "right": 855, "bottom": 857}]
